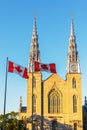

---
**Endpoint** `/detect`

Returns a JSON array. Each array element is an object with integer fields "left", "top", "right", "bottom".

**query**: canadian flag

[
  {"left": 8, "top": 61, "right": 28, "bottom": 79},
  {"left": 34, "top": 61, "right": 56, "bottom": 73}
]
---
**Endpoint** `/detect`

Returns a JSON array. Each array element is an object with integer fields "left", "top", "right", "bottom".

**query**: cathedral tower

[
  {"left": 67, "top": 20, "right": 80, "bottom": 74},
  {"left": 66, "top": 20, "right": 83, "bottom": 129},
  {"left": 27, "top": 17, "right": 42, "bottom": 129}
]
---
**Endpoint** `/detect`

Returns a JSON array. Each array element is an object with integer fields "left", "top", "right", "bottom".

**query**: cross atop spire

[{"left": 34, "top": 11, "right": 36, "bottom": 18}]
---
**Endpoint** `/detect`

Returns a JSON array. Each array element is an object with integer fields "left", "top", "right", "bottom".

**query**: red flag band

[
  {"left": 8, "top": 61, "right": 28, "bottom": 79},
  {"left": 34, "top": 61, "right": 40, "bottom": 72},
  {"left": 34, "top": 61, "right": 56, "bottom": 73}
]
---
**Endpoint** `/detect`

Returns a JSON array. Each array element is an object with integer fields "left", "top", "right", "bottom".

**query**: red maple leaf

[
  {"left": 15, "top": 66, "right": 22, "bottom": 73},
  {"left": 41, "top": 64, "right": 48, "bottom": 70}
]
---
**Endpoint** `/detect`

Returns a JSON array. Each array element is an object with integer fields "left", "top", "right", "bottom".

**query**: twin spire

[{"left": 29, "top": 17, "right": 80, "bottom": 74}]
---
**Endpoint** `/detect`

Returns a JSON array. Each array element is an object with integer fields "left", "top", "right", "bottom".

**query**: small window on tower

[
  {"left": 72, "top": 77, "right": 76, "bottom": 88},
  {"left": 33, "top": 77, "right": 36, "bottom": 88}
]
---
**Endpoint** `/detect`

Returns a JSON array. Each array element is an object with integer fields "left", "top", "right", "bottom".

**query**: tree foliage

[{"left": 0, "top": 112, "right": 26, "bottom": 130}]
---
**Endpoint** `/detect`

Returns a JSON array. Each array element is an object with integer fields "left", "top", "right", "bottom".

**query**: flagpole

[
  {"left": 2, "top": 57, "right": 8, "bottom": 130},
  {"left": 32, "top": 60, "right": 34, "bottom": 130}
]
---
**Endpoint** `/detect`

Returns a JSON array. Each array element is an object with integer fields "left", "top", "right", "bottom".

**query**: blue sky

[{"left": 0, "top": 0, "right": 87, "bottom": 114}]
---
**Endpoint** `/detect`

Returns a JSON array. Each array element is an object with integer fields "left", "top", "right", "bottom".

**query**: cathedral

[{"left": 19, "top": 17, "right": 83, "bottom": 130}]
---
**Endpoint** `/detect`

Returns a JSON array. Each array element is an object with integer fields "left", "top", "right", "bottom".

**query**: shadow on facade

[{"left": 27, "top": 114, "right": 75, "bottom": 130}]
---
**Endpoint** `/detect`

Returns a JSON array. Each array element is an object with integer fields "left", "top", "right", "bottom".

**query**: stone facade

[{"left": 19, "top": 18, "right": 83, "bottom": 130}]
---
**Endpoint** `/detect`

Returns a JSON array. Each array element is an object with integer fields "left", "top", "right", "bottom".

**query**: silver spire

[
  {"left": 66, "top": 20, "right": 80, "bottom": 74},
  {"left": 29, "top": 17, "right": 40, "bottom": 72}
]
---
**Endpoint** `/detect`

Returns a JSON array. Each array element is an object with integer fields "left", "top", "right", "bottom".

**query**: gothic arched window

[
  {"left": 48, "top": 90, "right": 60, "bottom": 113},
  {"left": 33, "top": 95, "right": 36, "bottom": 113},
  {"left": 73, "top": 95, "right": 77, "bottom": 113},
  {"left": 72, "top": 77, "right": 76, "bottom": 88}
]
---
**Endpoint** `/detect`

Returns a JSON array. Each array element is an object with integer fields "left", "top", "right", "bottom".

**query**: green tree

[{"left": 0, "top": 112, "right": 26, "bottom": 130}]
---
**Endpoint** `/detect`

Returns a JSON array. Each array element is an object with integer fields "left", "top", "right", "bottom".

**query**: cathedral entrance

[{"left": 52, "top": 120, "right": 58, "bottom": 130}]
